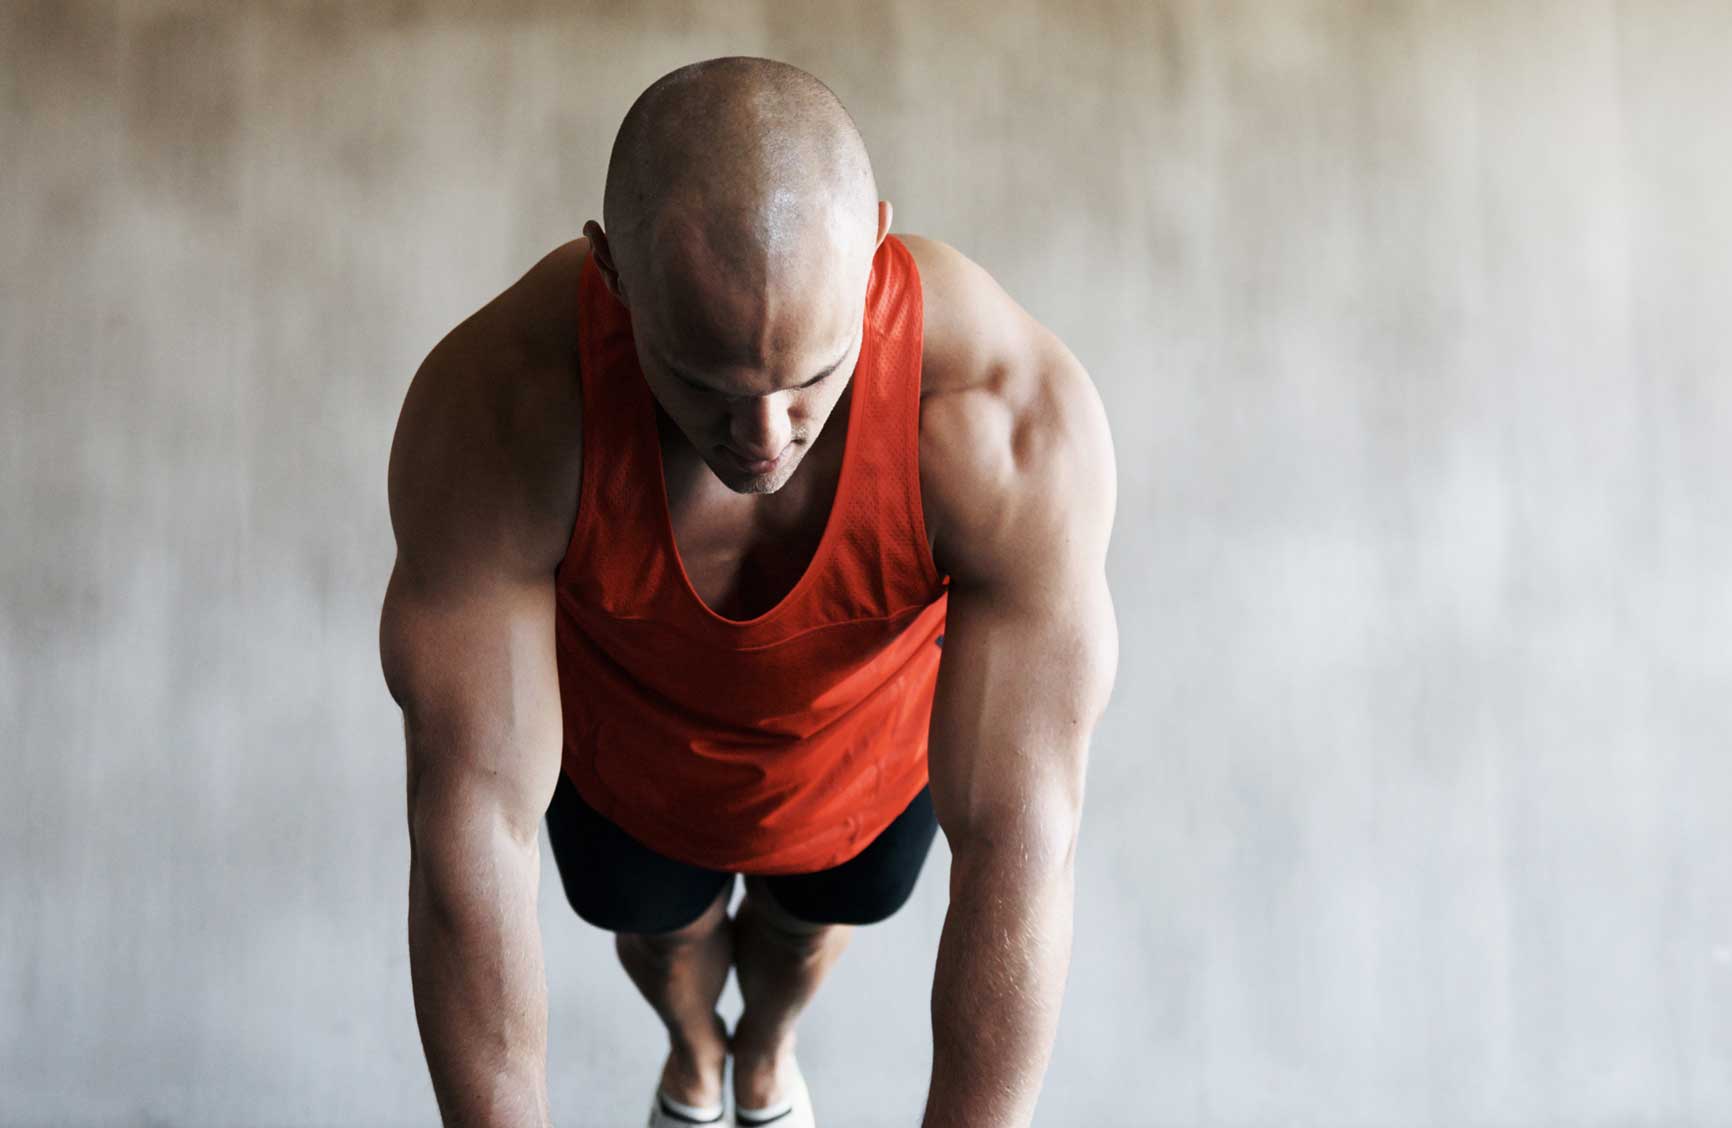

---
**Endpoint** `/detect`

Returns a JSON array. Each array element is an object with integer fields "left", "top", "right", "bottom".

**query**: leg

[
  {"left": 729, "top": 874, "right": 854, "bottom": 1109},
  {"left": 730, "top": 785, "right": 940, "bottom": 1111},
  {"left": 546, "top": 770, "right": 736, "bottom": 1107},
  {"left": 615, "top": 879, "right": 738, "bottom": 1110}
]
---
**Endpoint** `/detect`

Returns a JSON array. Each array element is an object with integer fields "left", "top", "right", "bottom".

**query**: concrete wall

[{"left": 4, "top": 2, "right": 1729, "bottom": 1124}]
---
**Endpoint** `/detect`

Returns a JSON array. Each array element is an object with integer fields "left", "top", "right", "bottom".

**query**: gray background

[{"left": 4, "top": 2, "right": 1729, "bottom": 1125}]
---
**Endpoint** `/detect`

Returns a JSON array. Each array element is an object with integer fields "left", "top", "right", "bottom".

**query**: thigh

[
  {"left": 759, "top": 783, "right": 939, "bottom": 927},
  {"left": 544, "top": 769, "right": 735, "bottom": 936}
]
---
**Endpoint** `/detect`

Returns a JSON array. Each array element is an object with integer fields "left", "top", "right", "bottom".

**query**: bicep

[
  {"left": 380, "top": 336, "right": 580, "bottom": 847},
  {"left": 923, "top": 325, "right": 1119, "bottom": 860},
  {"left": 382, "top": 567, "right": 566, "bottom": 854},
  {"left": 927, "top": 570, "right": 1117, "bottom": 864}
]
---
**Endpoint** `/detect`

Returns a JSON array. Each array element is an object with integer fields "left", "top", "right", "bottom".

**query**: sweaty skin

[{"left": 380, "top": 229, "right": 1118, "bottom": 1126}]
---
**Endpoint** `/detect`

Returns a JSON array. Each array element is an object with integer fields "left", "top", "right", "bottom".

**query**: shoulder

[
  {"left": 386, "top": 238, "right": 590, "bottom": 591},
  {"left": 896, "top": 232, "right": 1116, "bottom": 591}
]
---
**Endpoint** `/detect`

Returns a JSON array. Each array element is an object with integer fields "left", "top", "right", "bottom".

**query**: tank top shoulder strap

[{"left": 858, "top": 234, "right": 945, "bottom": 595}]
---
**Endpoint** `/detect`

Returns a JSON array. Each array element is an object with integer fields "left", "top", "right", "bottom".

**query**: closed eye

[
  {"left": 669, "top": 342, "right": 851, "bottom": 398},
  {"left": 679, "top": 371, "right": 828, "bottom": 397}
]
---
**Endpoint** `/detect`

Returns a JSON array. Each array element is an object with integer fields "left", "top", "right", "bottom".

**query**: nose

[{"left": 728, "top": 395, "right": 792, "bottom": 463}]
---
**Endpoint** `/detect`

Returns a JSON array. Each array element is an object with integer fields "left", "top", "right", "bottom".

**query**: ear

[{"left": 581, "top": 220, "right": 629, "bottom": 307}]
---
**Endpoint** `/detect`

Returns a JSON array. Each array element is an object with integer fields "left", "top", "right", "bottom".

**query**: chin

[{"left": 716, "top": 448, "right": 799, "bottom": 495}]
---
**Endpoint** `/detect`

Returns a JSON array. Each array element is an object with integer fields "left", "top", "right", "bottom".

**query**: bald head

[
  {"left": 586, "top": 57, "right": 888, "bottom": 496},
  {"left": 600, "top": 56, "right": 880, "bottom": 310}
]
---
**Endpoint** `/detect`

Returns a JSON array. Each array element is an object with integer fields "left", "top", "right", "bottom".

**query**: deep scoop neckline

[{"left": 647, "top": 356, "right": 865, "bottom": 629}]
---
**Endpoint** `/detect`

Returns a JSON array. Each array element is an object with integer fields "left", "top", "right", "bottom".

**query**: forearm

[
  {"left": 408, "top": 822, "right": 551, "bottom": 1128},
  {"left": 923, "top": 847, "right": 1076, "bottom": 1128}
]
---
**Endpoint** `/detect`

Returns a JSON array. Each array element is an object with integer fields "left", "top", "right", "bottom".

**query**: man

[{"left": 379, "top": 55, "right": 1117, "bottom": 1128}]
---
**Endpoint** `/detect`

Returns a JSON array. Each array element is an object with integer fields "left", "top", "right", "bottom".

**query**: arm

[
  {"left": 914, "top": 240, "right": 1119, "bottom": 1128},
  {"left": 379, "top": 298, "right": 583, "bottom": 1127},
  {"left": 384, "top": 570, "right": 562, "bottom": 1128}
]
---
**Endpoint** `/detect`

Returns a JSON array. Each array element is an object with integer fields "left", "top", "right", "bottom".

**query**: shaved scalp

[{"left": 602, "top": 56, "right": 880, "bottom": 308}]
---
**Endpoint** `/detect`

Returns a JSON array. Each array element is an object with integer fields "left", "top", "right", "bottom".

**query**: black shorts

[{"left": 545, "top": 769, "right": 940, "bottom": 936}]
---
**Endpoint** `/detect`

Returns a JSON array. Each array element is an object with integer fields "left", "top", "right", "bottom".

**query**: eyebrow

[{"left": 669, "top": 342, "right": 853, "bottom": 397}]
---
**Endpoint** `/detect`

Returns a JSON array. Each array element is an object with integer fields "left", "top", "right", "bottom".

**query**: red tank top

[{"left": 553, "top": 234, "right": 950, "bottom": 875}]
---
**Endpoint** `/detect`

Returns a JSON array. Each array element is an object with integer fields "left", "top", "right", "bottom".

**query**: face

[
  {"left": 640, "top": 317, "right": 863, "bottom": 496},
  {"left": 586, "top": 199, "right": 887, "bottom": 495},
  {"left": 585, "top": 197, "right": 886, "bottom": 495}
]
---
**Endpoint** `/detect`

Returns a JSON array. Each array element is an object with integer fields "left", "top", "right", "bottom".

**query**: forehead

[{"left": 643, "top": 212, "right": 863, "bottom": 379}]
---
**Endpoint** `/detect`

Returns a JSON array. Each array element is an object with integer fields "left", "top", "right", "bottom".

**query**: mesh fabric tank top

[{"left": 552, "top": 233, "right": 950, "bottom": 875}]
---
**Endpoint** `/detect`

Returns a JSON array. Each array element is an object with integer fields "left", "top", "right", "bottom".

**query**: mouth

[{"left": 723, "top": 445, "right": 788, "bottom": 474}]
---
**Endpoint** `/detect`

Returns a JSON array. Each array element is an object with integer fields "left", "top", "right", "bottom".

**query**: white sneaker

[
  {"left": 646, "top": 1083, "right": 726, "bottom": 1127},
  {"left": 733, "top": 1061, "right": 815, "bottom": 1128}
]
